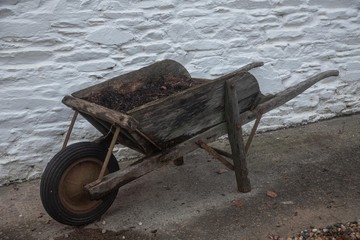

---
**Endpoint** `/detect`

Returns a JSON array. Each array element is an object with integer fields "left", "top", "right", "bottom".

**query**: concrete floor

[{"left": 0, "top": 114, "right": 359, "bottom": 240}]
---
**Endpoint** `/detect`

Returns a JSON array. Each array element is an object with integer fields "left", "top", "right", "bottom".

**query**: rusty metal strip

[
  {"left": 62, "top": 111, "right": 78, "bottom": 149},
  {"left": 211, "top": 147, "right": 233, "bottom": 159},
  {"left": 197, "top": 140, "right": 234, "bottom": 171}
]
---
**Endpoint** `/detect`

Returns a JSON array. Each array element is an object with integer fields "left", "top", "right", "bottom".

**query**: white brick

[
  {"left": 267, "top": 30, "right": 304, "bottom": 40},
  {"left": 103, "top": 10, "right": 144, "bottom": 19},
  {"left": 137, "top": 1, "right": 175, "bottom": 10},
  {"left": 284, "top": 13, "right": 312, "bottom": 25},
  {"left": 308, "top": 0, "right": 360, "bottom": 8},
  {"left": 96, "top": 1, "right": 127, "bottom": 11},
  {"left": 0, "top": 20, "right": 49, "bottom": 38},
  {"left": 86, "top": 28, "right": 134, "bottom": 45},
  {"left": 166, "top": 22, "right": 200, "bottom": 42},
  {"left": 56, "top": 50, "right": 109, "bottom": 62},
  {"left": 77, "top": 61, "right": 116, "bottom": 72},
  {"left": 143, "top": 30, "right": 166, "bottom": 40},
  {"left": 183, "top": 40, "right": 225, "bottom": 51},
  {"left": 0, "top": 51, "right": 52, "bottom": 65},
  {"left": 177, "top": 9, "right": 209, "bottom": 17},
  {"left": 326, "top": 9, "right": 358, "bottom": 20},
  {"left": 0, "top": 8, "right": 14, "bottom": 18}
]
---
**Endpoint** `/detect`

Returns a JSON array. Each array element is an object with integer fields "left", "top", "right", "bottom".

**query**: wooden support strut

[
  {"left": 99, "top": 127, "right": 121, "bottom": 180},
  {"left": 87, "top": 127, "right": 121, "bottom": 188},
  {"left": 245, "top": 112, "right": 263, "bottom": 154},
  {"left": 224, "top": 79, "right": 251, "bottom": 193},
  {"left": 62, "top": 111, "right": 78, "bottom": 149},
  {"left": 197, "top": 140, "right": 234, "bottom": 170}
]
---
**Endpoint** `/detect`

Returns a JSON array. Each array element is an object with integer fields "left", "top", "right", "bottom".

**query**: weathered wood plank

[
  {"left": 62, "top": 95, "right": 138, "bottom": 131},
  {"left": 85, "top": 153, "right": 167, "bottom": 199},
  {"left": 224, "top": 79, "right": 251, "bottom": 193},
  {"left": 129, "top": 72, "right": 260, "bottom": 148}
]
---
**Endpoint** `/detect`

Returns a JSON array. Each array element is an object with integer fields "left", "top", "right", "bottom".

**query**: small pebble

[
  {"left": 138, "top": 222, "right": 143, "bottom": 226},
  {"left": 102, "top": 220, "right": 106, "bottom": 225},
  {"left": 102, "top": 229, "right": 106, "bottom": 234}
]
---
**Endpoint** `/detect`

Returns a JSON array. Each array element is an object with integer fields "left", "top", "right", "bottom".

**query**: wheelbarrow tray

[{"left": 62, "top": 60, "right": 261, "bottom": 155}]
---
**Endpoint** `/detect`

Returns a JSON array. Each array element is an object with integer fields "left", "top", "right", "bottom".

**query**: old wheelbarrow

[{"left": 40, "top": 59, "right": 339, "bottom": 226}]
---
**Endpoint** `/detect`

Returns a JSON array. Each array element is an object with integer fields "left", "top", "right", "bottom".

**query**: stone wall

[{"left": 0, "top": 0, "right": 359, "bottom": 185}]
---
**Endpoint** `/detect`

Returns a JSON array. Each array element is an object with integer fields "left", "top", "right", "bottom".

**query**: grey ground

[{"left": 0, "top": 114, "right": 359, "bottom": 240}]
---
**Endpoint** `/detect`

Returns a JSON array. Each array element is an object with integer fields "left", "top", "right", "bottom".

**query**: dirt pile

[{"left": 83, "top": 77, "right": 196, "bottom": 112}]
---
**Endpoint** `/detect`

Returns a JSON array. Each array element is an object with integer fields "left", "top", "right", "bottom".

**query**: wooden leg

[{"left": 224, "top": 80, "right": 251, "bottom": 193}]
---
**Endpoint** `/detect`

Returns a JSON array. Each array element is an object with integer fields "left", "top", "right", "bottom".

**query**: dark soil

[
  {"left": 268, "top": 221, "right": 360, "bottom": 240},
  {"left": 54, "top": 228, "right": 156, "bottom": 240},
  {"left": 52, "top": 221, "right": 360, "bottom": 240},
  {"left": 83, "top": 77, "right": 196, "bottom": 112},
  {"left": 286, "top": 221, "right": 360, "bottom": 240}
]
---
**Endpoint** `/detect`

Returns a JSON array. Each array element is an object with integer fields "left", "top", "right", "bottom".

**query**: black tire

[{"left": 40, "top": 142, "right": 119, "bottom": 226}]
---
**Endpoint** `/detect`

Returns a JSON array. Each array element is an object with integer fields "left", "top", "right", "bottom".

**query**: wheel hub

[{"left": 59, "top": 157, "right": 104, "bottom": 214}]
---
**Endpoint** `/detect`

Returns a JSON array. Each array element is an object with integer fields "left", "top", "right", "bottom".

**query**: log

[
  {"left": 72, "top": 59, "right": 192, "bottom": 99},
  {"left": 62, "top": 95, "right": 138, "bottom": 131},
  {"left": 224, "top": 79, "right": 251, "bottom": 192}
]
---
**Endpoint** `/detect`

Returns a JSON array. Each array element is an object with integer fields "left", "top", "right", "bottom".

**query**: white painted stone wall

[{"left": 0, "top": 0, "right": 359, "bottom": 185}]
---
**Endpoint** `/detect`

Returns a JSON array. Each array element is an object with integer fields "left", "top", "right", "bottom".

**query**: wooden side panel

[{"left": 129, "top": 72, "right": 260, "bottom": 148}]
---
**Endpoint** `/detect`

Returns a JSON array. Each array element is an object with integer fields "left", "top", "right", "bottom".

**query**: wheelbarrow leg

[
  {"left": 87, "top": 126, "right": 121, "bottom": 188},
  {"left": 224, "top": 80, "right": 251, "bottom": 193}
]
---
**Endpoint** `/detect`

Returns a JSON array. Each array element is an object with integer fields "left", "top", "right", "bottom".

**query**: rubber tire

[{"left": 40, "top": 142, "right": 119, "bottom": 226}]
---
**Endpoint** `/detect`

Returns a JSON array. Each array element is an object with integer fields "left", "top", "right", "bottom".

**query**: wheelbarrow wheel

[{"left": 40, "top": 142, "right": 119, "bottom": 226}]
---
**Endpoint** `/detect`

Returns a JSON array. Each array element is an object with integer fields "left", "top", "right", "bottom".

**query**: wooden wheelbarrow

[{"left": 40, "top": 59, "right": 339, "bottom": 226}]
